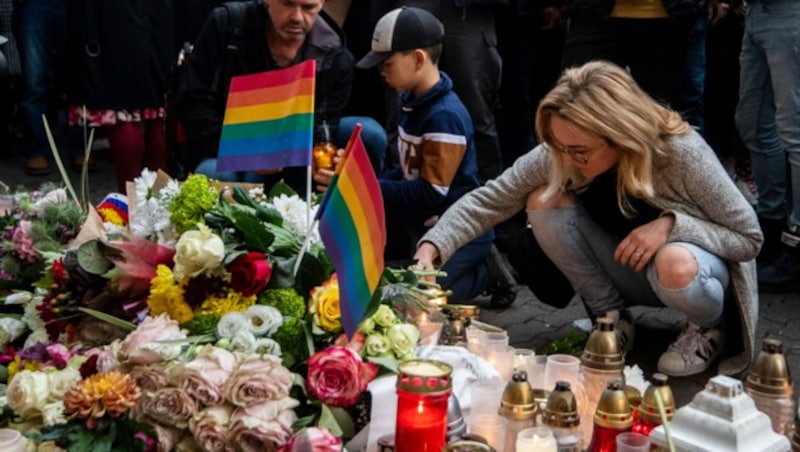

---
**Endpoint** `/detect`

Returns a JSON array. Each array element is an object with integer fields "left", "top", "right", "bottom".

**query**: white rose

[
  {"left": 173, "top": 224, "right": 225, "bottom": 280},
  {"left": 4, "top": 291, "right": 32, "bottom": 305},
  {"left": 7, "top": 370, "right": 51, "bottom": 418},
  {"left": 0, "top": 318, "right": 26, "bottom": 348},
  {"left": 216, "top": 312, "right": 250, "bottom": 339},
  {"left": 387, "top": 323, "right": 420, "bottom": 358},
  {"left": 23, "top": 296, "right": 45, "bottom": 331},
  {"left": 245, "top": 305, "right": 283, "bottom": 336},
  {"left": 42, "top": 401, "right": 67, "bottom": 426},
  {"left": 47, "top": 368, "right": 82, "bottom": 402}
]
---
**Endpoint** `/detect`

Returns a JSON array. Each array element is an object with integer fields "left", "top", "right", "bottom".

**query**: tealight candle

[{"left": 516, "top": 426, "right": 557, "bottom": 452}]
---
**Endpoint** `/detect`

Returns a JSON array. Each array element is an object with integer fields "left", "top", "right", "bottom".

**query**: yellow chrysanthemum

[
  {"left": 97, "top": 207, "right": 126, "bottom": 227},
  {"left": 147, "top": 264, "right": 194, "bottom": 323},
  {"left": 198, "top": 289, "right": 256, "bottom": 317},
  {"left": 7, "top": 356, "right": 41, "bottom": 382},
  {"left": 64, "top": 371, "right": 140, "bottom": 429}
]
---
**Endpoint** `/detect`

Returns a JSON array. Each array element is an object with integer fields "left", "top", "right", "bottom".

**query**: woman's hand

[
  {"left": 614, "top": 215, "right": 675, "bottom": 271},
  {"left": 412, "top": 242, "right": 440, "bottom": 283}
]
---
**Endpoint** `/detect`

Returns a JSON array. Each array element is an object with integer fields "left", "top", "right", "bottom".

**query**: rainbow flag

[
  {"left": 216, "top": 60, "right": 315, "bottom": 172},
  {"left": 317, "top": 125, "right": 386, "bottom": 336}
]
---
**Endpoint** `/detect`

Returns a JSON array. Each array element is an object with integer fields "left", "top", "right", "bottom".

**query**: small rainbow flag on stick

[
  {"left": 216, "top": 60, "right": 316, "bottom": 172},
  {"left": 317, "top": 125, "right": 386, "bottom": 336}
]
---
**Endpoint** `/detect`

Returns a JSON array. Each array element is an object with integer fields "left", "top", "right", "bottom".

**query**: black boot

[
  {"left": 757, "top": 216, "right": 786, "bottom": 265},
  {"left": 758, "top": 224, "right": 800, "bottom": 293}
]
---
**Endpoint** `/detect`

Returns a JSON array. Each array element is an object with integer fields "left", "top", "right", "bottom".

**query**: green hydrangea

[
  {"left": 272, "top": 317, "right": 307, "bottom": 367},
  {"left": 168, "top": 174, "right": 219, "bottom": 234},
  {"left": 181, "top": 313, "right": 220, "bottom": 336},
  {"left": 257, "top": 288, "right": 306, "bottom": 319}
]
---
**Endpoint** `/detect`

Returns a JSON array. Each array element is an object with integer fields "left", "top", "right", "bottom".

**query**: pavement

[{"left": 2, "top": 142, "right": 799, "bottom": 408}]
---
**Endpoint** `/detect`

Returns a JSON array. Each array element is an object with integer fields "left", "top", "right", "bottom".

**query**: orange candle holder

[{"left": 395, "top": 359, "right": 453, "bottom": 452}]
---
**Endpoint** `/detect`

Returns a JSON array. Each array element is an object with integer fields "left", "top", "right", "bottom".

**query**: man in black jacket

[{"left": 175, "top": 0, "right": 385, "bottom": 191}]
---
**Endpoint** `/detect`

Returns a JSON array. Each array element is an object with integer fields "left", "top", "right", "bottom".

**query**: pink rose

[
  {"left": 189, "top": 405, "right": 234, "bottom": 452},
  {"left": 280, "top": 427, "right": 343, "bottom": 452},
  {"left": 129, "top": 365, "right": 169, "bottom": 392},
  {"left": 223, "top": 356, "right": 293, "bottom": 407},
  {"left": 172, "top": 346, "right": 236, "bottom": 406},
  {"left": 45, "top": 343, "right": 71, "bottom": 368},
  {"left": 305, "top": 346, "right": 378, "bottom": 407},
  {"left": 140, "top": 387, "right": 196, "bottom": 429},
  {"left": 12, "top": 220, "right": 38, "bottom": 262},
  {"left": 119, "top": 314, "right": 186, "bottom": 365},
  {"left": 229, "top": 397, "right": 298, "bottom": 451}
]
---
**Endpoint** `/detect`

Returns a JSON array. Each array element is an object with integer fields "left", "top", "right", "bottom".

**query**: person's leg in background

[
  {"left": 143, "top": 118, "right": 167, "bottom": 174},
  {"left": 677, "top": 15, "right": 708, "bottom": 133},
  {"left": 14, "top": 0, "right": 65, "bottom": 175},
  {"left": 735, "top": 1, "right": 800, "bottom": 291},
  {"left": 439, "top": 232, "right": 493, "bottom": 304},
  {"left": 105, "top": 122, "right": 145, "bottom": 193}
]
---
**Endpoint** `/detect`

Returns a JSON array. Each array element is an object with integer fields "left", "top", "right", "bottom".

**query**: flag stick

[
  {"left": 42, "top": 114, "right": 80, "bottom": 205},
  {"left": 293, "top": 217, "right": 319, "bottom": 278}
]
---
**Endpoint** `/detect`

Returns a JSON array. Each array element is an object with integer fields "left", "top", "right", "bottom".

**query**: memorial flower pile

[{"left": 0, "top": 170, "right": 434, "bottom": 451}]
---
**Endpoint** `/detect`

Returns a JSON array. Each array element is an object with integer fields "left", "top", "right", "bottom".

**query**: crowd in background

[{"left": 0, "top": 0, "right": 797, "bottom": 294}]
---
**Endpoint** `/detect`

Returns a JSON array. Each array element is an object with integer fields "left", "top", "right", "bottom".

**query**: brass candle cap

[
  {"left": 442, "top": 304, "right": 480, "bottom": 320},
  {"left": 593, "top": 379, "right": 633, "bottom": 429},
  {"left": 640, "top": 373, "right": 675, "bottom": 424},
  {"left": 746, "top": 338, "right": 794, "bottom": 396},
  {"left": 499, "top": 370, "right": 538, "bottom": 420},
  {"left": 543, "top": 381, "right": 580, "bottom": 428},
  {"left": 397, "top": 359, "right": 452, "bottom": 394},
  {"left": 581, "top": 317, "right": 625, "bottom": 371}
]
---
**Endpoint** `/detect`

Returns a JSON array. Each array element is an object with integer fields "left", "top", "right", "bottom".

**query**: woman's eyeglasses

[{"left": 547, "top": 140, "right": 607, "bottom": 164}]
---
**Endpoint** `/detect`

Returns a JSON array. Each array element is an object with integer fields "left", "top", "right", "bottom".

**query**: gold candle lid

[
  {"left": 543, "top": 381, "right": 580, "bottom": 428},
  {"left": 746, "top": 338, "right": 794, "bottom": 396},
  {"left": 499, "top": 370, "right": 538, "bottom": 420},
  {"left": 581, "top": 317, "right": 625, "bottom": 371},
  {"left": 397, "top": 359, "right": 452, "bottom": 394},
  {"left": 640, "top": 373, "right": 675, "bottom": 424},
  {"left": 442, "top": 304, "right": 480, "bottom": 319},
  {"left": 594, "top": 379, "right": 633, "bottom": 429}
]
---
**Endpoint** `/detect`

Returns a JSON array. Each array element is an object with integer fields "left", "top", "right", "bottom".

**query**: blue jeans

[
  {"left": 438, "top": 232, "right": 493, "bottom": 303},
  {"left": 194, "top": 116, "right": 387, "bottom": 188},
  {"left": 528, "top": 206, "right": 729, "bottom": 327},
  {"left": 735, "top": 0, "right": 800, "bottom": 227},
  {"left": 678, "top": 16, "right": 708, "bottom": 134},
  {"left": 14, "top": 0, "right": 70, "bottom": 158}
]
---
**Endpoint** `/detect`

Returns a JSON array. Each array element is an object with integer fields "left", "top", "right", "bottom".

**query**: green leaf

[
  {"left": 76, "top": 240, "right": 113, "bottom": 275},
  {"left": 292, "top": 414, "right": 317, "bottom": 430},
  {"left": 318, "top": 404, "right": 344, "bottom": 437},
  {"left": 232, "top": 210, "right": 274, "bottom": 252},
  {"left": 78, "top": 307, "right": 136, "bottom": 331},
  {"left": 268, "top": 180, "right": 298, "bottom": 198},
  {"left": 330, "top": 406, "right": 356, "bottom": 438},
  {"left": 367, "top": 356, "right": 400, "bottom": 374}
]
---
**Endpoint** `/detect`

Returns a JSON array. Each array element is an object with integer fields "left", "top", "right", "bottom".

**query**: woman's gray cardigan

[{"left": 421, "top": 131, "right": 762, "bottom": 375}]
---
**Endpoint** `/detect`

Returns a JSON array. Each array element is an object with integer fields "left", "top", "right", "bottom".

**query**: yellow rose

[{"left": 310, "top": 276, "right": 341, "bottom": 333}]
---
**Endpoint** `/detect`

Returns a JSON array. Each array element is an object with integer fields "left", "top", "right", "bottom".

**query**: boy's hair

[{"left": 400, "top": 43, "right": 442, "bottom": 66}]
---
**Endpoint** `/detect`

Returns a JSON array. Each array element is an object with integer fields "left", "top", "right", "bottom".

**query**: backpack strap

[{"left": 219, "top": 1, "right": 251, "bottom": 87}]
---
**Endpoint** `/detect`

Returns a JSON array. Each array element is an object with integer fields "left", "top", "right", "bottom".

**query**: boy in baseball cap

[{"left": 356, "top": 7, "right": 496, "bottom": 304}]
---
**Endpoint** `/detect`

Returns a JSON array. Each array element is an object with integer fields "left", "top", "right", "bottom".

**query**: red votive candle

[{"left": 395, "top": 359, "right": 452, "bottom": 452}]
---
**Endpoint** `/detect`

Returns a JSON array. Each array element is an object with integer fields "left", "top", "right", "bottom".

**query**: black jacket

[
  {"left": 174, "top": 1, "right": 354, "bottom": 167},
  {"left": 67, "top": 0, "right": 175, "bottom": 111}
]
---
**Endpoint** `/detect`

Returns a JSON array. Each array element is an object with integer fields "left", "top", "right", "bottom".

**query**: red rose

[
  {"left": 227, "top": 252, "right": 272, "bottom": 296},
  {"left": 305, "top": 346, "right": 378, "bottom": 407}
]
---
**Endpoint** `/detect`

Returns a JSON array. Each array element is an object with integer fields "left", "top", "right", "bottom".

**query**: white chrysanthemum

[
  {"left": 134, "top": 168, "right": 158, "bottom": 204},
  {"left": 103, "top": 222, "right": 128, "bottom": 237},
  {"left": 245, "top": 305, "right": 283, "bottom": 336},
  {"left": 266, "top": 194, "right": 320, "bottom": 243},
  {"left": 216, "top": 312, "right": 250, "bottom": 339},
  {"left": 254, "top": 338, "right": 282, "bottom": 357}
]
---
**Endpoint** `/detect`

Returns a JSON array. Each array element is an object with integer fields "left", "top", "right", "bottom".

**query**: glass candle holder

[
  {"left": 396, "top": 359, "right": 453, "bottom": 452},
  {"left": 468, "top": 414, "right": 508, "bottom": 452},
  {"left": 516, "top": 426, "right": 557, "bottom": 452},
  {"left": 0, "top": 429, "right": 27, "bottom": 452}
]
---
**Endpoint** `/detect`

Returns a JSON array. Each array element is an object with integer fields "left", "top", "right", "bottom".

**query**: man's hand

[
  {"left": 311, "top": 148, "right": 345, "bottom": 192},
  {"left": 614, "top": 215, "right": 675, "bottom": 272}
]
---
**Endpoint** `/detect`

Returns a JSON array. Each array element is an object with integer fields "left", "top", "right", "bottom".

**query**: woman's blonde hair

[{"left": 536, "top": 60, "right": 690, "bottom": 216}]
